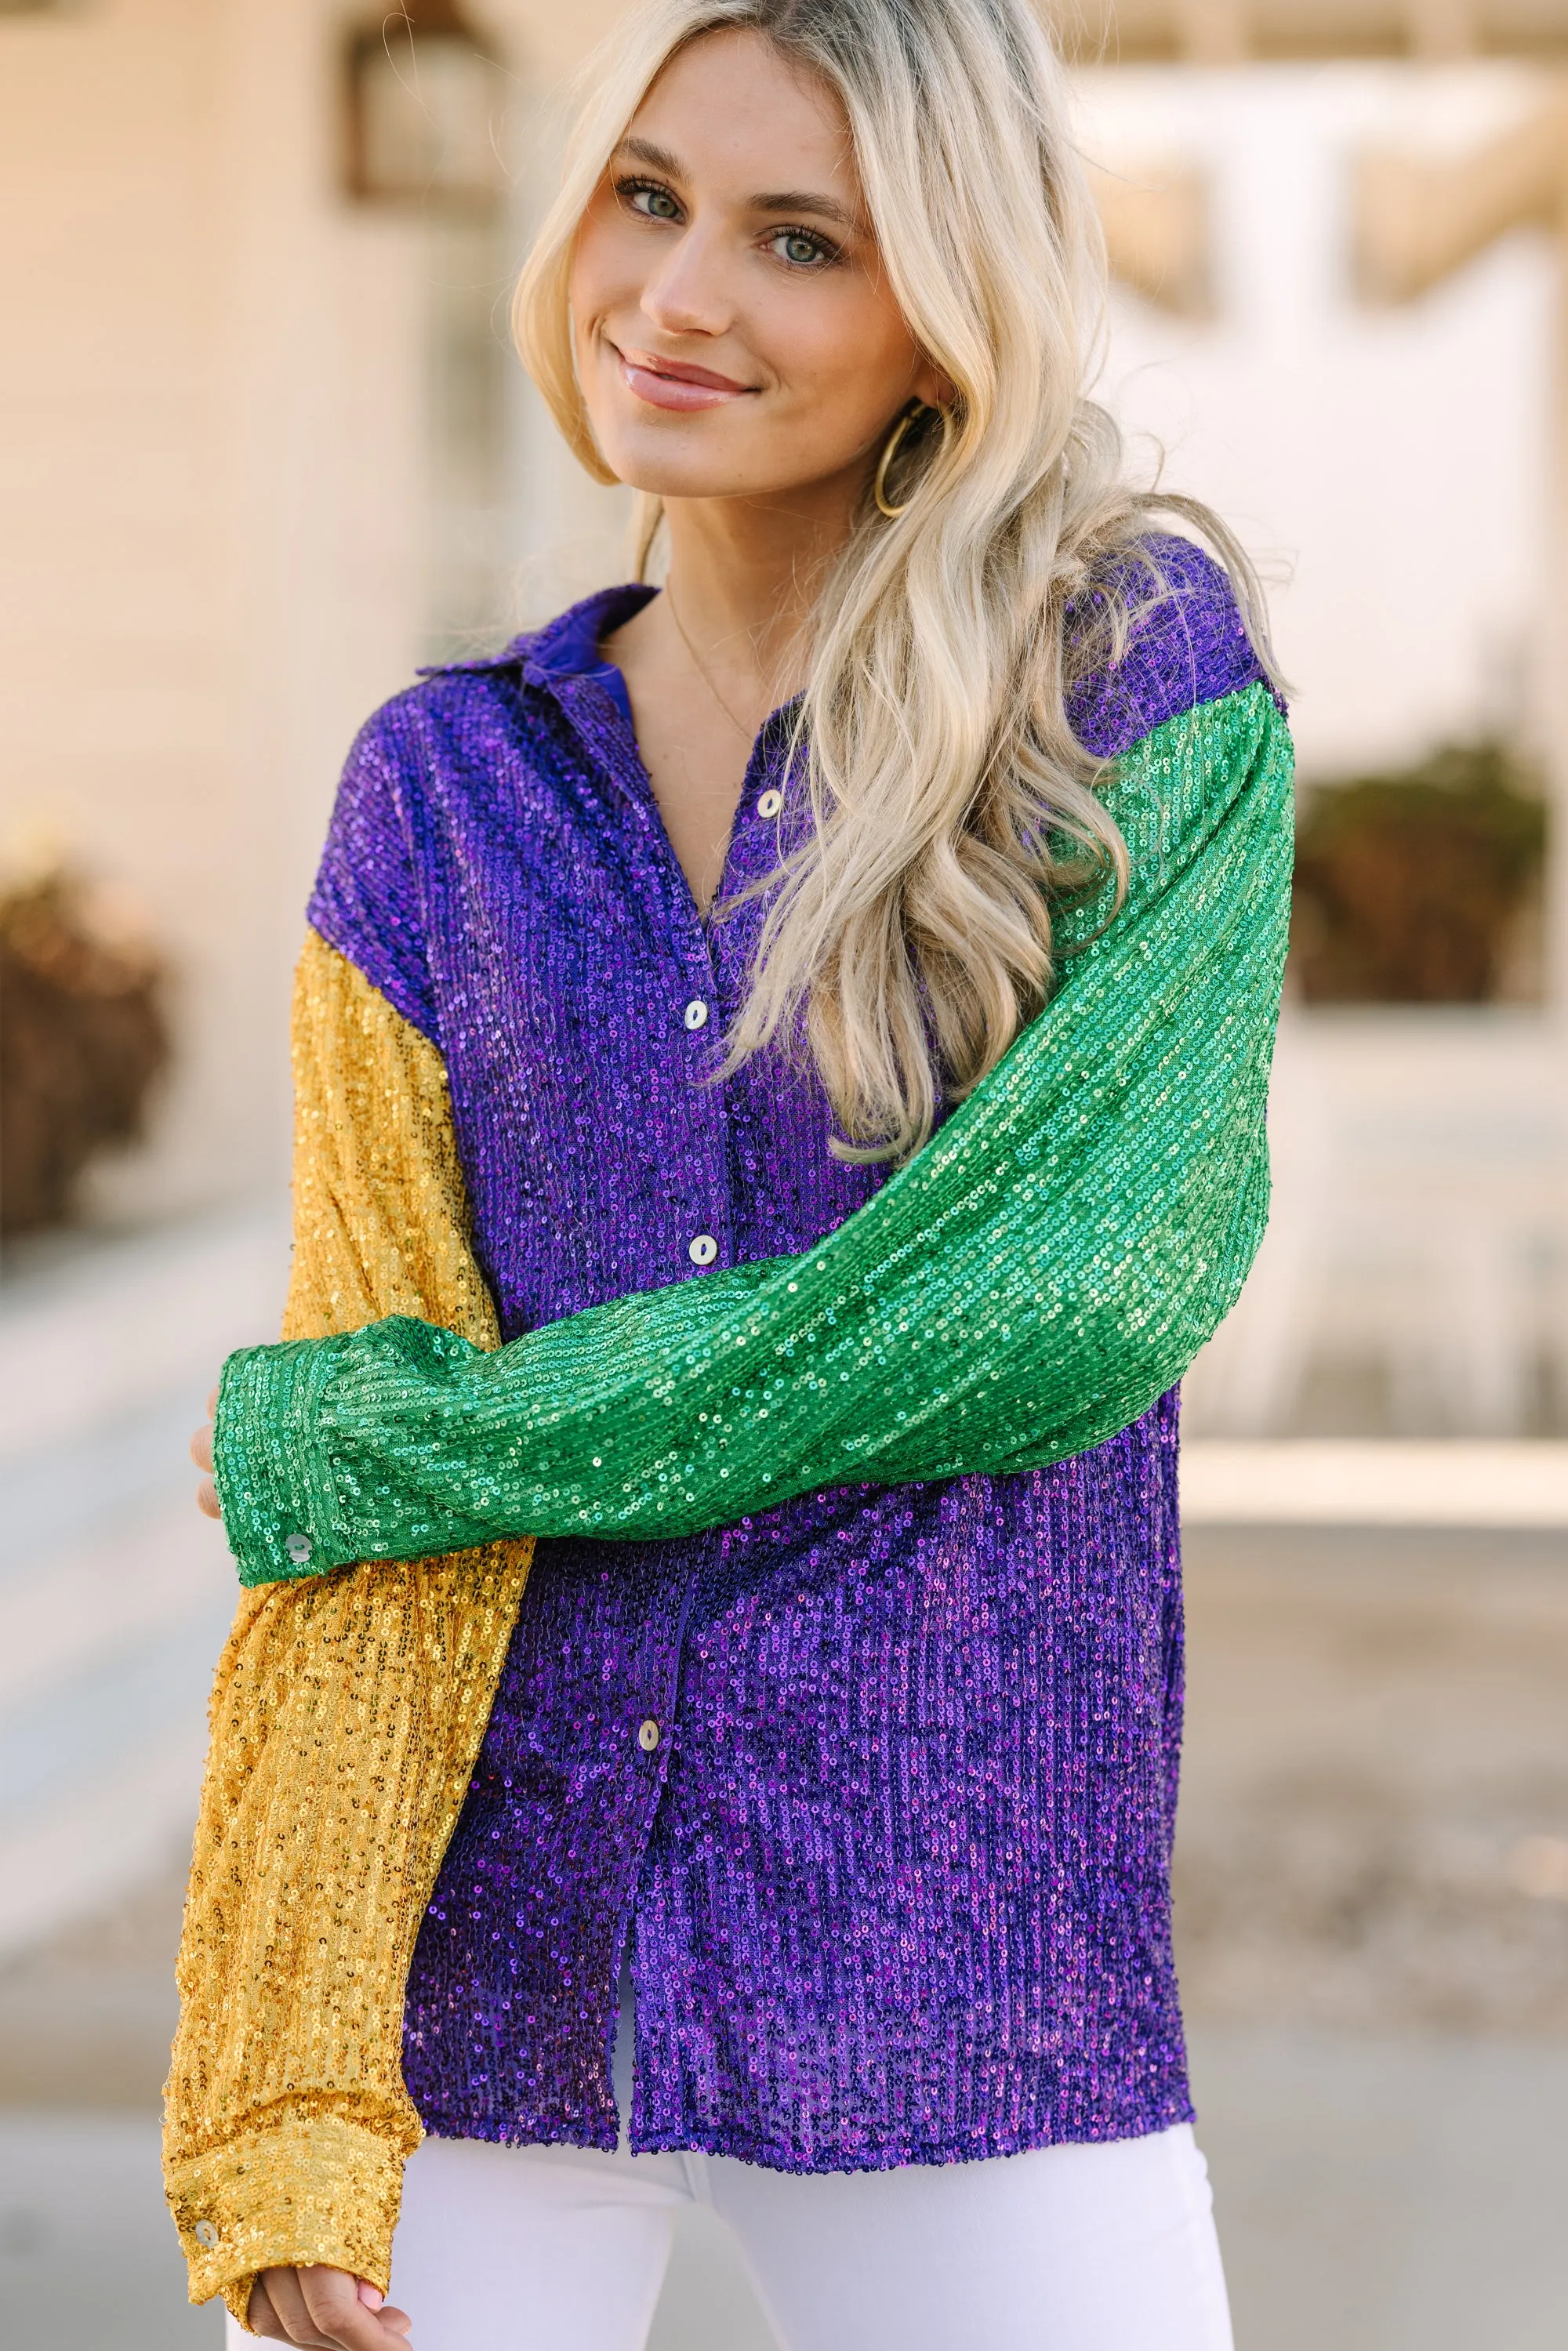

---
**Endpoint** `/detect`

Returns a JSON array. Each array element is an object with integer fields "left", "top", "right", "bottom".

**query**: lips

[{"left": 612, "top": 343, "right": 753, "bottom": 413}]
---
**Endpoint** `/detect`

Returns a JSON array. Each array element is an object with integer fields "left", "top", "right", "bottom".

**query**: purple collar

[{"left": 523, "top": 585, "right": 653, "bottom": 731}]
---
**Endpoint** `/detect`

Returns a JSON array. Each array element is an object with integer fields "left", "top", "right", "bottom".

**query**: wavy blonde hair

[{"left": 515, "top": 0, "right": 1271, "bottom": 1162}]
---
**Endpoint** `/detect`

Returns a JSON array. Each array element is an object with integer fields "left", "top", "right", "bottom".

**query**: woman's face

[{"left": 569, "top": 27, "right": 946, "bottom": 507}]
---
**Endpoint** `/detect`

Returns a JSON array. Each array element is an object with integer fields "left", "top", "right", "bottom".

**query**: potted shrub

[{"left": 1291, "top": 742, "right": 1546, "bottom": 1003}]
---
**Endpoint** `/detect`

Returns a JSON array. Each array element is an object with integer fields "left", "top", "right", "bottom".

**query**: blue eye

[
  {"left": 623, "top": 180, "right": 681, "bottom": 222},
  {"left": 770, "top": 227, "right": 834, "bottom": 269}
]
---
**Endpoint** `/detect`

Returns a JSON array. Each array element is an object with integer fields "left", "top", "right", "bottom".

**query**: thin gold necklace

[{"left": 664, "top": 582, "right": 757, "bottom": 743}]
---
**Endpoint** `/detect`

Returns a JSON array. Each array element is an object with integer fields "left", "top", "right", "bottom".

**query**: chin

[{"left": 597, "top": 432, "right": 775, "bottom": 504}]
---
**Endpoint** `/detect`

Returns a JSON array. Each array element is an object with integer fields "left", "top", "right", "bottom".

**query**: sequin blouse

[{"left": 287, "top": 536, "right": 1269, "bottom": 2171}]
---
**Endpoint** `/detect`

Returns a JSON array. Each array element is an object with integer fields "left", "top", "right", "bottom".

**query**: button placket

[{"left": 678, "top": 967, "right": 724, "bottom": 1275}]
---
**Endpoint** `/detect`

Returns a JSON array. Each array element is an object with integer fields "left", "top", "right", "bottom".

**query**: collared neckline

[
  {"left": 416, "top": 583, "right": 656, "bottom": 689},
  {"left": 424, "top": 583, "right": 805, "bottom": 749},
  {"left": 518, "top": 586, "right": 656, "bottom": 725}
]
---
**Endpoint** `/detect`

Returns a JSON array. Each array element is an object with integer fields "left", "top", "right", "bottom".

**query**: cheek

[
  {"left": 783, "top": 288, "right": 923, "bottom": 438},
  {"left": 568, "top": 212, "right": 630, "bottom": 344},
  {"left": 565, "top": 257, "right": 596, "bottom": 346}
]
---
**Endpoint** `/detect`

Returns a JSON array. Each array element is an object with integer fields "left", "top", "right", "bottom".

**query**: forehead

[{"left": 627, "top": 27, "right": 858, "bottom": 199}]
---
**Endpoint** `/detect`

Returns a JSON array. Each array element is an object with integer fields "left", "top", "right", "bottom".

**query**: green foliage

[
  {"left": 1292, "top": 742, "right": 1547, "bottom": 1003},
  {"left": 0, "top": 870, "right": 169, "bottom": 1236}
]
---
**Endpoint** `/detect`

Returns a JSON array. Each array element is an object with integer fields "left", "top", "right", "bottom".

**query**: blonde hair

[{"left": 515, "top": 0, "right": 1272, "bottom": 1162}]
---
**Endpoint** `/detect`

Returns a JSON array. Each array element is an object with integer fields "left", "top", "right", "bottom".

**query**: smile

[{"left": 612, "top": 343, "right": 754, "bottom": 412}]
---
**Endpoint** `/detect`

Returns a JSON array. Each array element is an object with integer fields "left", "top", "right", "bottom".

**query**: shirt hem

[{"left": 413, "top": 2092, "right": 1197, "bottom": 2175}]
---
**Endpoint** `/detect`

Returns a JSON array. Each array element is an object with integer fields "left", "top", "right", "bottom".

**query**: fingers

[
  {"left": 250, "top": 2266, "right": 414, "bottom": 2347},
  {"left": 191, "top": 1405, "right": 221, "bottom": 1518},
  {"left": 357, "top": 2282, "right": 412, "bottom": 2334},
  {"left": 249, "top": 2273, "right": 336, "bottom": 2344},
  {"left": 251, "top": 2269, "right": 332, "bottom": 2346},
  {"left": 289, "top": 2266, "right": 413, "bottom": 2349},
  {"left": 247, "top": 2276, "right": 285, "bottom": 2337}
]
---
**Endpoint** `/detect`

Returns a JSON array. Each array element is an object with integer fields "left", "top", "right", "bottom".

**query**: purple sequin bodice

[{"left": 307, "top": 535, "right": 1266, "bottom": 2168}]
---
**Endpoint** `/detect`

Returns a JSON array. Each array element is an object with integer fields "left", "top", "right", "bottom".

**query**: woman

[{"left": 170, "top": 3, "right": 1292, "bottom": 2346}]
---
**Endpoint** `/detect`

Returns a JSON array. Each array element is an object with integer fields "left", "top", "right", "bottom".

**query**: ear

[{"left": 913, "top": 357, "right": 956, "bottom": 411}]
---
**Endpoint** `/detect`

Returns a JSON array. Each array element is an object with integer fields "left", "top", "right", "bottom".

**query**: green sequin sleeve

[{"left": 216, "top": 684, "right": 1293, "bottom": 1586}]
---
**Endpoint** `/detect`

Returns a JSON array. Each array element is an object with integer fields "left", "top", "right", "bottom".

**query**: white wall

[{"left": 1075, "top": 62, "right": 1558, "bottom": 782}]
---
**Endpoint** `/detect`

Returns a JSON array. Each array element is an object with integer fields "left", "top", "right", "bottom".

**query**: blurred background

[{"left": 2, "top": 0, "right": 1567, "bottom": 2343}]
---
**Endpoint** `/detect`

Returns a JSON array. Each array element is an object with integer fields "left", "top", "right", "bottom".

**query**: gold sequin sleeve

[{"left": 162, "top": 929, "right": 533, "bottom": 2322}]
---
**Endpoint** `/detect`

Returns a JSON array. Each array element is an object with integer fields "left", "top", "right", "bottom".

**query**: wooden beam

[
  {"left": 1174, "top": 0, "right": 1249, "bottom": 61},
  {"left": 1354, "top": 102, "right": 1566, "bottom": 301},
  {"left": 1404, "top": 0, "right": 1476, "bottom": 58},
  {"left": 1055, "top": 0, "right": 1568, "bottom": 63}
]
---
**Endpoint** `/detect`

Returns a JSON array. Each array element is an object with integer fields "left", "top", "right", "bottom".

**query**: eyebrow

[
  {"left": 612, "top": 137, "right": 860, "bottom": 231},
  {"left": 751, "top": 187, "right": 858, "bottom": 230}
]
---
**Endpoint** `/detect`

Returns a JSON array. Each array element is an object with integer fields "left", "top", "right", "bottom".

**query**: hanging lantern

[{"left": 343, "top": 1, "right": 508, "bottom": 211}]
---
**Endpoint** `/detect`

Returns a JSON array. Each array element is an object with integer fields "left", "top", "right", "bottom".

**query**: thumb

[{"left": 357, "top": 2280, "right": 386, "bottom": 2310}]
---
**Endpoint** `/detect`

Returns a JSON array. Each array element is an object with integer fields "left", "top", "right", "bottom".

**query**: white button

[
  {"left": 194, "top": 2219, "right": 220, "bottom": 2248},
  {"left": 688, "top": 1234, "right": 718, "bottom": 1267},
  {"left": 756, "top": 789, "right": 783, "bottom": 819},
  {"left": 637, "top": 1718, "right": 661, "bottom": 1753},
  {"left": 683, "top": 999, "right": 709, "bottom": 1031},
  {"left": 285, "top": 1533, "right": 313, "bottom": 1566}
]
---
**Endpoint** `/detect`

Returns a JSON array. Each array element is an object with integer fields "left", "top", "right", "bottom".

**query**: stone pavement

[
  {"left": 1193, "top": 2026, "right": 1568, "bottom": 2351},
  {"left": 2, "top": 1516, "right": 1565, "bottom": 2349}
]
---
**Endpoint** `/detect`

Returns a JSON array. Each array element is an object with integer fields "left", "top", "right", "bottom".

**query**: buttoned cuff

[
  {"left": 214, "top": 1316, "right": 500, "bottom": 1587},
  {"left": 214, "top": 1333, "right": 361, "bottom": 1587},
  {"left": 166, "top": 2112, "right": 407, "bottom": 2317}
]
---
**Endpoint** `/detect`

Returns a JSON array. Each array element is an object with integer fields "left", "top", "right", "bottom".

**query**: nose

[{"left": 640, "top": 220, "right": 735, "bottom": 340}]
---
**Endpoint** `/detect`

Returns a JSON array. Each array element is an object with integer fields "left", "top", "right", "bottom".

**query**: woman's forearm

[{"left": 216, "top": 685, "right": 1293, "bottom": 1587}]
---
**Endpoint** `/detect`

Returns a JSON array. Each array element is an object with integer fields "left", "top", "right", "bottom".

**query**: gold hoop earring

[{"left": 874, "top": 401, "right": 950, "bottom": 520}]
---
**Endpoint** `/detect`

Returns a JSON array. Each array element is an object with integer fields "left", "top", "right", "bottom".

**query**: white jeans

[
  {"left": 227, "top": 2118, "right": 1232, "bottom": 2351},
  {"left": 229, "top": 1973, "right": 1229, "bottom": 2351}
]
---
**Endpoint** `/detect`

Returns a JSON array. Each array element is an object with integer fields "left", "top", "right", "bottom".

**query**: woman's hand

[
  {"left": 191, "top": 1386, "right": 221, "bottom": 1518},
  {"left": 246, "top": 2266, "right": 412, "bottom": 2347}
]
